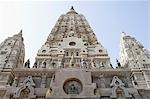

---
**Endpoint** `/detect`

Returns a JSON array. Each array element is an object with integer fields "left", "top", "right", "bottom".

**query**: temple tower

[
  {"left": 119, "top": 32, "right": 150, "bottom": 92},
  {"left": 0, "top": 30, "right": 25, "bottom": 94},
  {"left": 0, "top": 7, "right": 149, "bottom": 99},
  {"left": 35, "top": 6, "right": 111, "bottom": 69}
]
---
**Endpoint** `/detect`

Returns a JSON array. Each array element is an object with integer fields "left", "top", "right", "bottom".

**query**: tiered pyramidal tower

[
  {"left": 0, "top": 7, "right": 150, "bottom": 99},
  {"left": 35, "top": 6, "right": 111, "bottom": 69}
]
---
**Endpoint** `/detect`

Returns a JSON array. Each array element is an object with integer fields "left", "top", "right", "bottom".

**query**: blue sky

[{"left": 0, "top": 1, "right": 149, "bottom": 67}]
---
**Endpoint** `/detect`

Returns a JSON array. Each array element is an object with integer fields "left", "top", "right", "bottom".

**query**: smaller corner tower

[
  {"left": 119, "top": 32, "right": 150, "bottom": 89},
  {"left": 0, "top": 30, "right": 25, "bottom": 87}
]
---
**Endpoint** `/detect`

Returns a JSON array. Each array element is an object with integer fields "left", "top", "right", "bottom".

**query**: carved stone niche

[
  {"left": 49, "top": 69, "right": 96, "bottom": 98},
  {"left": 63, "top": 78, "right": 82, "bottom": 95},
  {"left": 13, "top": 76, "right": 36, "bottom": 99},
  {"left": 110, "top": 76, "right": 131, "bottom": 99}
]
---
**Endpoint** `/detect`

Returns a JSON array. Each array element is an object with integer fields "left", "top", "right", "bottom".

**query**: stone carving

[
  {"left": 126, "top": 77, "right": 133, "bottom": 87},
  {"left": 94, "top": 60, "right": 99, "bottom": 68},
  {"left": 81, "top": 59, "right": 88, "bottom": 68},
  {"left": 48, "top": 34, "right": 54, "bottom": 41},
  {"left": 1, "top": 7, "right": 149, "bottom": 99},
  {"left": 12, "top": 77, "right": 18, "bottom": 87},
  {"left": 110, "top": 76, "right": 131, "bottom": 98},
  {"left": 41, "top": 60, "right": 46, "bottom": 68},
  {"left": 91, "top": 59, "right": 96, "bottom": 68},
  {"left": 69, "top": 83, "right": 78, "bottom": 94},
  {"left": 0, "top": 51, "right": 7, "bottom": 55},
  {"left": 99, "top": 75, "right": 106, "bottom": 88},
  {"left": 41, "top": 75, "right": 46, "bottom": 88},
  {"left": 49, "top": 59, "right": 55, "bottom": 68},
  {"left": 63, "top": 80, "right": 82, "bottom": 95},
  {"left": 51, "top": 62, "right": 56, "bottom": 68},
  {"left": 13, "top": 76, "right": 36, "bottom": 98},
  {"left": 58, "top": 59, "right": 64, "bottom": 68},
  {"left": 69, "top": 55, "right": 75, "bottom": 68},
  {"left": 99, "top": 61, "right": 104, "bottom": 68}
]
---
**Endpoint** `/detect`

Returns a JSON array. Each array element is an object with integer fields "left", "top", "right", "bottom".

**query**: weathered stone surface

[{"left": 0, "top": 7, "right": 149, "bottom": 99}]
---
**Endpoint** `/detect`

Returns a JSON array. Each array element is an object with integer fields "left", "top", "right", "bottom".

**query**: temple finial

[
  {"left": 67, "top": 6, "right": 78, "bottom": 14},
  {"left": 20, "top": 29, "right": 22, "bottom": 34},
  {"left": 70, "top": 6, "right": 74, "bottom": 10},
  {"left": 121, "top": 31, "right": 127, "bottom": 37},
  {"left": 17, "top": 29, "right": 23, "bottom": 36}
]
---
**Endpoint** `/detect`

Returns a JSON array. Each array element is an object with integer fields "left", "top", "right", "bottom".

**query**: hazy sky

[{"left": 0, "top": 1, "right": 149, "bottom": 67}]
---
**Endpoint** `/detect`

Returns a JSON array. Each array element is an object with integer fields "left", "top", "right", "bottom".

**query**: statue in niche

[
  {"left": 91, "top": 59, "right": 96, "bottom": 68},
  {"left": 68, "top": 31, "right": 75, "bottom": 37},
  {"left": 58, "top": 59, "right": 64, "bottom": 68},
  {"left": 41, "top": 60, "right": 46, "bottom": 68},
  {"left": 81, "top": 59, "right": 87, "bottom": 68},
  {"left": 126, "top": 77, "right": 133, "bottom": 87},
  {"left": 94, "top": 60, "right": 99, "bottom": 68},
  {"left": 20, "top": 88, "right": 30, "bottom": 98},
  {"left": 68, "top": 83, "right": 78, "bottom": 94},
  {"left": 61, "top": 59, "right": 65, "bottom": 68},
  {"left": 58, "top": 59, "right": 61, "bottom": 67},
  {"left": 110, "top": 76, "right": 131, "bottom": 98},
  {"left": 13, "top": 76, "right": 36, "bottom": 99},
  {"left": 99, "top": 62, "right": 104, "bottom": 68},
  {"left": 46, "top": 59, "right": 51, "bottom": 66},
  {"left": 99, "top": 75, "right": 106, "bottom": 88},
  {"left": 51, "top": 60, "right": 56, "bottom": 68},
  {"left": 64, "top": 80, "right": 82, "bottom": 95},
  {"left": 24, "top": 59, "right": 30, "bottom": 68},
  {"left": 69, "top": 55, "right": 75, "bottom": 68}
]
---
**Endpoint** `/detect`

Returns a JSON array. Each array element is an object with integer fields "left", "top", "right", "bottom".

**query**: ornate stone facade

[{"left": 0, "top": 7, "right": 150, "bottom": 99}]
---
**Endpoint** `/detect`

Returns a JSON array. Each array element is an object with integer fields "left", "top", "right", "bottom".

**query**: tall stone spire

[
  {"left": 0, "top": 30, "right": 25, "bottom": 87},
  {"left": 2, "top": 7, "right": 150, "bottom": 99},
  {"left": 35, "top": 7, "right": 111, "bottom": 69},
  {"left": 0, "top": 30, "right": 25, "bottom": 69},
  {"left": 119, "top": 32, "right": 150, "bottom": 88},
  {"left": 119, "top": 32, "right": 150, "bottom": 68}
]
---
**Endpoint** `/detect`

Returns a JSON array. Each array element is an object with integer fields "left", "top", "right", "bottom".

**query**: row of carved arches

[
  {"left": 65, "top": 51, "right": 79, "bottom": 56},
  {"left": 9, "top": 75, "right": 139, "bottom": 99}
]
